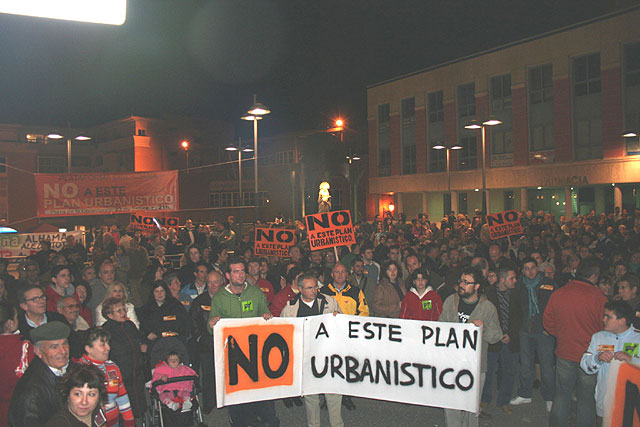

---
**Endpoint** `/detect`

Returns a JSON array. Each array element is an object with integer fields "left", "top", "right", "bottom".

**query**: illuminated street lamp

[
  {"left": 225, "top": 140, "right": 254, "bottom": 204},
  {"left": 432, "top": 143, "right": 462, "bottom": 205},
  {"left": 242, "top": 95, "right": 270, "bottom": 220},
  {"left": 180, "top": 140, "right": 190, "bottom": 173},
  {"left": 464, "top": 116, "right": 502, "bottom": 215},
  {"left": 45, "top": 132, "right": 92, "bottom": 173}
]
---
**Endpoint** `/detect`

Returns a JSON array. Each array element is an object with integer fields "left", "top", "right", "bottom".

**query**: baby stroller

[{"left": 147, "top": 337, "right": 207, "bottom": 427}]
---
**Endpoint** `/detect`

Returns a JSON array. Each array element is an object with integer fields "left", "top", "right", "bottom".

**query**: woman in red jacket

[{"left": 400, "top": 267, "right": 443, "bottom": 321}]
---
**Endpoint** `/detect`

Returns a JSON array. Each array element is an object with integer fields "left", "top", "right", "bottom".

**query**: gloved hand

[{"left": 165, "top": 400, "right": 180, "bottom": 411}]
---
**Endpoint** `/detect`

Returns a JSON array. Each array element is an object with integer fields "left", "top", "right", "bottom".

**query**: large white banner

[
  {"left": 0, "top": 231, "right": 83, "bottom": 257},
  {"left": 214, "top": 314, "right": 482, "bottom": 412}
]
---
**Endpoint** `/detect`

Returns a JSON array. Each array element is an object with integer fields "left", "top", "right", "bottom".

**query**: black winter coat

[
  {"left": 102, "top": 319, "right": 147, "bottom": 418},
  {"left": 138, "top": 297, "right": 191, "bottom": 343},
  {"left": 8, "top": 357, "right": 71, "bottom": 427}
]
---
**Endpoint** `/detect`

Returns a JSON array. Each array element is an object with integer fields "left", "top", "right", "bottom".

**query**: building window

[
  {"left": 428, "top": 91, "right": 444, "bottom": 123},
  {"left": 401, "top": 97, "right": 416, "bottom": 174},
  {"left": 504, "top": 191, "right": 514, "bottom": 210},
  {"left": 38, "top": 156, "right": 66, "bottom": 173},
  {"left": 492, "top": 130, "right": 513, "bottom": 155},
  {"left": 443, "top": 193, "right": 451, "bottom": 214},
  {"left": 573, "top": 53, "right": 601, "bottom": 96},
  {"left": 575, "top": 119, "right": 603, "bottom": 160},
  {"left": 378, "top": 103, "right": 391, "bottom": 176},
  {"left": 458, "top": 192, "right": 468, "bottom": 214},
  {"left": 529, "top": 65, "right": 553, "bottom": 104},
  {"left": 430, "top": 145, "right": 446, "bottom": 172},
  {"left": 457, "top": 136, "right": 477, "bottom": 170},
  {"left": 624, "top": 43, "right": 640, "bottom": 154},
  {"left": 625, "top": 43, "right": 640, "bottom": 87},
  {"left": 208, "top": 191, "right": 268, "bottom": 207},
  {"left": 331, "top": 189, "right": 344, "bottom": 210},
  {"left": 0, "top": 157, "right": 6, "bottom": 174},
  {"left": 458, "top": 83, "right": 476, "bottom": 118},
  {"left": 259, "top": 150, "right": 294, "bottom": 166},
  {"left": 531, "top": 124, "right": 554, "bottom": 151},
  {"left": 491, "top": 74, "right": 512, "bottom": 111}
]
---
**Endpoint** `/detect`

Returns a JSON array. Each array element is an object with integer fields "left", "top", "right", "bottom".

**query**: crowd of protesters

[{"left": 0, "top": 208, "right": 639, "bottom": 427}]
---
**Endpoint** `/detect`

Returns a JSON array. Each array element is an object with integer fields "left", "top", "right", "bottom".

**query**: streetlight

[
  {"left": 242, "top": 95, "right": 270, "bottom": 220},
  {"left": 180, "top": 140, "right": 190, "bottom": 173},
  {"left": 45, "top": 132, "right": 92, "bottom": 173},
  {"left": 433, "top": 143, "right": 462, "bottom": 211},
  {"left": 464, "top": 116, "right": 502, "bottom": 215},
  {"left": 225, "top": 140, "right": 254, "bottom": 205}
]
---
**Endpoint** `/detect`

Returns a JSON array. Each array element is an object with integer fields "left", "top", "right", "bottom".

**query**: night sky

[{"left": 0, "top": 0, "right": 608, "bottom": 139}]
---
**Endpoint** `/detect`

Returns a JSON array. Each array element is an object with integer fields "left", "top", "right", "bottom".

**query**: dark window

[
  {"left": 504, "top": 191, "right": 514, "bottom": 210},
  {"left": 378, "top": 103, "right": 391, "bottom": 176},
  {"left": 529, "top": 64, "right": 553, "bottom": 104},
  {"left": 573, "top": 53, "right": 601, "bottom": 96},
  {"left": 402, "top": 97, "right": 416, "bottom": 175},
  {"left": 38, "top": 156, "right": 66, "bottom": 173},
  {"left": 625, "top": 43, "right": 640, "bottom": 87},
  {"left": 458, "top": 83, "right": 476, "bottom": 118},
  {"left": 458, "top": 136, "right": 477, "bottom": 170},
  {"left": 458, "top": 192, "right": 468, "bottom": 214},
  {"left": 491, "top": 74, "right": 512, "bottom": 111},
  {"left": 428, "top": 91, "right": 444, "bottom": 123},
  {"left": 0, "top": 157, "right": 5, "bottom": 174},
  {"left": 430, "top": 145, "right": 446, "bottom": 172}
]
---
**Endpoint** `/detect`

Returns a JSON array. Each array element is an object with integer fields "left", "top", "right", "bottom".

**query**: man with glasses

[
  {"left": 439, "top": 266, "right": 503, "bottom": 427},
  {"left": 282, "top": 274, "right": 343, "bottom": 427},
  {"left": 17, "top": 285, "right": 66, "bottom": 341},
  {"left": 509, "top": 257, "right": 556, "bottom": 413}
]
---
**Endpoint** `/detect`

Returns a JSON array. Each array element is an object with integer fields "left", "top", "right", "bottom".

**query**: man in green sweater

[{"left": 208, "top": 257, "right": 279, "bottom": 427}]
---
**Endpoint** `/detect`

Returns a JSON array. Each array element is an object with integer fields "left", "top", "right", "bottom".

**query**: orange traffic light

[
  {"left": 335, "top": 118, "right": 344, "bottom": 127},
  {"left": 181, "top": 140, "right": 189, "bottom": 150}
]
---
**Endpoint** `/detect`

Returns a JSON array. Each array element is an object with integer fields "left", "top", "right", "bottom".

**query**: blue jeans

[
  {"left": 482, "top": 345, "right": 519, "bottom": 406},
  {"left": 549, "top": 357, "right": 596, "bottom": 427},
  {"left": 517, "top": 330, "right": 556, "bottom": 401}
]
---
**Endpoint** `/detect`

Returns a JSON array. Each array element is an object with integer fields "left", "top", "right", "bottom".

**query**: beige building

[{"left": 366, "top": 6, "right": 640, "bottom": 221}]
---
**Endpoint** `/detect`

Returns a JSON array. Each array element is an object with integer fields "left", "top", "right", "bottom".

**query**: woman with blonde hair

[{"left": 94, "top": 283, "right": 139, "bottom": 329}]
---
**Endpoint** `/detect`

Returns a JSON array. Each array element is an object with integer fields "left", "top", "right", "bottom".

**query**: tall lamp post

[
  {"left": 225, "top": 139, "right": 254, "bottom": 204},
  {"left": 241, "top": 95, "right": 270, "bottom": 221},
  {"left": 464, "top": 117, "right": 502, "bottom": 216},
  {"left": 432, "top": 142, "right": 462, "bottom": 212},
  {"left": 180, "top": 140, "right": 190, "bottom": 173},
  {"left": 45, "top": 133, "right": 92, "bottom": 173}
]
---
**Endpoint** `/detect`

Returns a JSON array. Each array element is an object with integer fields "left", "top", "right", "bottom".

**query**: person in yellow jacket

[
  {"left": 320, "top": 263, "right": 369, "bottom": 317},
  {"left": 319, "top": 262, "right": 369, "bottom": 411}
]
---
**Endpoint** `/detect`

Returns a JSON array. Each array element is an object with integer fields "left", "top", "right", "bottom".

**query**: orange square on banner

[{"left": 223, "top": 323, "right": 295, "bottom": 394}]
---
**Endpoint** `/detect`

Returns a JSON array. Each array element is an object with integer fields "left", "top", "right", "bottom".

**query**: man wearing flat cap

[{"left": 8, "top": 321, "right": 73, "bottom": 427}]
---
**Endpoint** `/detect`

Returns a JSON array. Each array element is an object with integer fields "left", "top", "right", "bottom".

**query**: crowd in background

[{"left": 0, "top": 207, "right": 639, "bottom": 426}]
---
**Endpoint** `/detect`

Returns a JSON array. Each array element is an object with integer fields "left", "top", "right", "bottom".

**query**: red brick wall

[
  {"left": 390, "top": 114, "right": 401, "bottom": 175},
  {"left": 602, "top": 67, "right": 624, "bottom": 159},
  {"left": 512, "top": 86, "right": 529, "bottom": 166},
  {"left": 416, "top": 108, "right": 427, "bottom": 173},
  {"left": 553, "top": 77, "right": 572, "bottom": 162}
]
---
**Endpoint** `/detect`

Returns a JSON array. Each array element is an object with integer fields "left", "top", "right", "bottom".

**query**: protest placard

[
  {"left": 214, "top": 317, "right": 304, "bottom": 406},
  {"left": 603, "top": 360, "right": 640, "bottom": 427},
  {"left": 254, "top": 227, "right": 295, "bottom": 257},
  {"left": 305, "top": 210, "right": 355, "bottom": 251},
  {"left": 214, "top": 315, "right": 482, "bottom": 412},
  {"left": 486, "top": 210, "right": 523, "bottom": 240},
  {"left": 129, "top": 212, "right": 179, "bottom": 235},
  {"left": 0, "top": 231, "right": 83, "bottom": 257}
]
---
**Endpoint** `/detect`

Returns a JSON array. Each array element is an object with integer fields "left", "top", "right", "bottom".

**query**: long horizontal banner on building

[
  {"left": 214, "top": 315, "right": 482, "bottom": 412},
  {"left": 0, "top": 230, "right": 83, "bottom": 257},
  {"left": 35, "top": 171, "right": 178, "bottom": 217}
]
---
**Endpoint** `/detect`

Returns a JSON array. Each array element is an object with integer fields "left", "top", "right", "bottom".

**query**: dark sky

[{"left": 0, "top": 0, "right": 608, "bottom": 138}]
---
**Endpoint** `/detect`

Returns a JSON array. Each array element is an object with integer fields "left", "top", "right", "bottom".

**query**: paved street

[{"left": 202, "top": 388, "right": 550, "bottom": 427}]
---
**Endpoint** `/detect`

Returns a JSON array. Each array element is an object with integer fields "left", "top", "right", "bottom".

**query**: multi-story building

[
  {"left": 366, "top": 6, "right": 640, "bottom": 221},
  {"left": 1, "top": 115, "right": 361, "bottom": 231}
]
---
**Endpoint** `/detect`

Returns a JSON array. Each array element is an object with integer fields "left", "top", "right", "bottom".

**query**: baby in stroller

[{"left": 151, "top": 350, "right": 199, "bottom": 426}]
